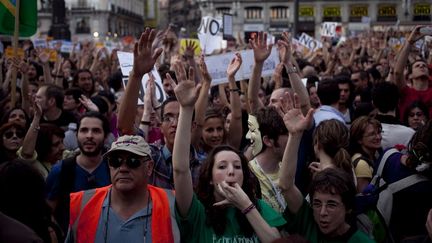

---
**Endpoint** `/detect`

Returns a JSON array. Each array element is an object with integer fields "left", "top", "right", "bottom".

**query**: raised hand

[
  {"left": 173, "top": 61, "right": 202, "bottom": 107},
  {"left": 36, "top": 48, "right": 50, "bottom": 64},
  {"left": 33, "top": 100, "right": 43, "bottom": 119},
  {"left": 277, "top": 92, "right": 314, "bottom": 135},
  {"left": 249, "top": 31, "right": 273, "bottom": 63},
  {"left": 183, "top": 39, "right": 198, "bottom": 59},
  {"left": 213, "top": 181, "right": 252, "bottom": 211},
  {"left": 18, "top": 60, "right": 29, "bottom": 75},
  {"left": 407, "top": 25, "right": 426, "bottom": 45},
  {"left": 277, "top": 32, "right": 293, "bottom": 64},
  {"left": 132, "top": 28, "right": 163, "bottom": 77},
  {"left": 79, "top": 95, "right": 99, "bottom": 112},
  {"left": 226, "top": 52, "right": 242, "bottom": 78},
  {"left": 198, "top": 55, "right": 212, "bottom": 85}
]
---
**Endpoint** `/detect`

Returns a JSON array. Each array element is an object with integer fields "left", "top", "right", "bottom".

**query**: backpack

[{"left": 355, "top": 148, "right": 429, "bottom": 243}]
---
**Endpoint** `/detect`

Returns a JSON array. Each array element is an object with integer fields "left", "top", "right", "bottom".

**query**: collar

[{"left": 375, "top": 114, "right": 401, "bottom": 125}]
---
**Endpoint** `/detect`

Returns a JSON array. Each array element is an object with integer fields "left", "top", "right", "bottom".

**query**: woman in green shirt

[
  {"left": 172, "top": 59, "right": 285, "bottom": 243},
  {"left": 278, "top": 91, "right": 375, "bottom": 242}
]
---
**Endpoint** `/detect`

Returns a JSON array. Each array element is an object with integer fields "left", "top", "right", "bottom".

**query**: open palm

[
  {"left": 173, "top": 62, "right": 201, "bottom": 107},
  {"left": 279, "top": 92, "right": 314, "bottom": 134},
  {"left": 227, "top": 52, "right": 242, "bottom": 77}
]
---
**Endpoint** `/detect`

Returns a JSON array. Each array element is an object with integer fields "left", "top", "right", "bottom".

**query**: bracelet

[
  {"left": 241, "top": 203, "right": 256, "bottom": 215},
  {"left": 31, "top": 123, "right": 40, "bottom": 132},
  {"left": 140, "top": 121, "right": 151, "bottom": 126},
  {"left": 229, "top": 88, "right": 241, "bottom": 93}
]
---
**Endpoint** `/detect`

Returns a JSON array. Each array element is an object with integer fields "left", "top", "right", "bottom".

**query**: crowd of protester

[{"left": 0, "top": 24, "right": 432, "bottom": 243}]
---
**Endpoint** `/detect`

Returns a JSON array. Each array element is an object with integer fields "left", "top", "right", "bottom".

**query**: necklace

[{"left": 104, "top": 189, "right": 152, "bottom": 243}]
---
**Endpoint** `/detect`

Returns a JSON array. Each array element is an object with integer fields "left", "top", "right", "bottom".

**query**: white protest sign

[
  {"left": 321, "top": 22, "right": 340, "bottom": 37},
  {"left": 33, "top": 39, "right": 47, "bottom": 48},
  {"left": 298, "top": 33, "right": 323, "bottom": 52},
  {"left": 204, "top": 48, "right": 279, "bottom": 86},
  {"left": 117, "top": 51, "right": 166, "bottom": 105},
  {"left": 198, "top": 16, "right": 223, "bottom": 55},
  {"left": 60, "top": 41, "right": 73, "bottom": 53}
]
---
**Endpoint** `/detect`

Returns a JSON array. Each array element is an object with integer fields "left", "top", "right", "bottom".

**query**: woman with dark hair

[
  {"left": 403, "top": 101, "right": 429, "bottom": 130},
  {"left": 349, "top": 116, "right": 382, "bottom": 192},
  {"left": 0, "top": 107, "right": 30, "bottom": 128},
  {"left": 172, "top": 63, "right": 285, "bottom": 242},
  {"left": 19, "top": 104, "right": 65, "bottom": 178},
  {"left": 0, "top": 122, "right": 25, "bottom": 164},
  {"left": 28, "top": 61, "right": 43, "bottom": 83},
  {"left": 0, "top": 160, "right": 62, "bottom": 242},
  {"left": 376, "top": 120, "right": 432, "bottom": 241}
]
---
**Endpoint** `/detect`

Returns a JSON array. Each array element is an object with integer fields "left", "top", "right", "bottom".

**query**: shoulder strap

[
  {"left": 352, "top": 156, "right": 372, "bottom": 168},
  {"left": 377, "top": 174, "right": 428, "bottom": 226},
  {"left": 59, "top": 155, "right": 78, "bottom": 195},
  {"left": 371, "top": 148, "right": 398, "bottom": 186}
]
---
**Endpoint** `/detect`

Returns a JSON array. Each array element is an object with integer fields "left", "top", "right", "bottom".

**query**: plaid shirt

[{"left": 149, "top": 144, "right": 202, "bottom": 190}]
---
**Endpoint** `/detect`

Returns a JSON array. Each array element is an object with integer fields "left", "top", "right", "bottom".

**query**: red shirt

[{"left": 399, "top": 85, "right": 432, "bottom": 121}]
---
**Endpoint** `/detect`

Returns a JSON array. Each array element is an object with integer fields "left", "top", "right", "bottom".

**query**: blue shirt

[
  {"left": 46, "top": 158, "right": 111, "bottom": 200},
  {"left": 313, "top": 105, "right": 346, "bottom": 127}
]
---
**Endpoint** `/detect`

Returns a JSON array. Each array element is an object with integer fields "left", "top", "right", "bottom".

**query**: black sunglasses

[
  {"left": 107, "top": 156, "right": 150, "bottom": 169},
  {"left": 3, "top": 130, "right": 24, "bottom": 139}
]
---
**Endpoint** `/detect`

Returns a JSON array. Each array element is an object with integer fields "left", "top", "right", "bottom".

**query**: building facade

[
  {"left": 38, "top": 0, "right": 145, "bottom": 39},
  {"left": 197, "top": 0, "right": 432, "bottom": 40}
]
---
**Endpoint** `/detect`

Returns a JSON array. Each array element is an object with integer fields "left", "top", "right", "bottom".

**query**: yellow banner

[
  {"left": 323, "top": 6, "right": 341, "bottom": 17},
  {"left": 299, "top": 6, "right": 314, "bottom": 17},
  {"left": 350, "top": 5, "right": 368, "bottom": 17},
  {"left": 413, "top": 3, "right": 430, "bottom": 16}
]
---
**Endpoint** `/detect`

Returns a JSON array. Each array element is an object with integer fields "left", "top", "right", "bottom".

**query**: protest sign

[
  {"left": 298, "top": 33, "right": 323, "bottom": 52},
  {"left": 117, "top": 51, "right": 166, "bottom": 105},
  {"left": 321, "top": 22, "right": 341, "bottom": 37},
  {"left": 33, "top": 39, "right": 47, "bottom": 49},
  {"left": 198, "top": 16, "right": 223, "bottom": 55},
  {"left": 180, "top": 39, "right": 202, "bottom": 56},
  {"left": 204, "top": 48, "right": 279, "bottom": 86}
]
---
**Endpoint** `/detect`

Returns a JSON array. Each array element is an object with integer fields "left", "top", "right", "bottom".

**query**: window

[
  {"left": 270, "top": 6, "right": 289, "bottom": 20},
  {"left": 216, "top": 7, "right": 231, "bottom": 15},
  {"left": 245, "top": 7, "right": 262, "bottom": 20}
]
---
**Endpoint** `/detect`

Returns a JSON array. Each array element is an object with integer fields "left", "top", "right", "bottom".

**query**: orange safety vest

[{"left": 69, "top": 185, "right": 175, "bottom": 243}]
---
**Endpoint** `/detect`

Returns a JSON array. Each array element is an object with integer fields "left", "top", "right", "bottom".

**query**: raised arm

[
  {"left": 393, "top": 26, "right": 425, "bottom": 90},
  {"left": 117, "top": 28, "right": 162, "bottom": 135},
  {"left": 21, "top": 102, "right": 42, "bottom": 159},
  {"left": 139, "top": 73, "right": 156, "bottom": 141},
  {"left": 278, "top": 92, "right": 314, "bottom": 214},
  {"left": 226, "top": 52, "right": 243, "bottom": 149},
  {"left": 278, "top": 32, "right": 311, "bottom": 116},
  {"left": 172, "top": 62, "right": 202, "bottom": 217},
  {"left": 248, "top": 32, "right": 273, "bottom": 114},
  {"left": 36, "top": 48, "right": 53, "bottom": 84},
  {"left": 191, "top": 55, "right": 211, "bottom": 147}
]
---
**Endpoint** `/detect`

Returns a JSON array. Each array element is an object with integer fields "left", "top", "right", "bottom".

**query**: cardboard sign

[
  {"left": 117, "top": 51, "right": 166, "bottom": 105},
  {"left": 179, "top": 39, "right": 202, "bottom": 56},
  {"left": 204, "top": 48, "right": 279, "bottom": 86},
  {"left": 298, "top": 33, "right": 323, "bottom": 52},
  {"left": 198, "top": 16, "right": 223, "bottom": 55},
  {"left": 321, "top": 22, "right": 341, "bottom": 37},
  {"left": 5, "top": 47, "right": 24, "bottom": 58}
]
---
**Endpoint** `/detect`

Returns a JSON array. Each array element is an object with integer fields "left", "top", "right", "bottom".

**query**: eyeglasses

[
  {"left": 312, "top": 201, "right": 341, "bottom": 212},
  {"left": 162, "top": 114, "right": 179, "bottom": 124},
  {"left": 107, "top": 156, "right": 150, "bottom": 169},
  {"left": 364, "top": 129, "right": 382, "bottom": 138},
  {"left": 3, "top": 130, "right": 25, "bottom": 139},
  {"left": 409, "top": 112, "right": 424, "bottom": 117}
]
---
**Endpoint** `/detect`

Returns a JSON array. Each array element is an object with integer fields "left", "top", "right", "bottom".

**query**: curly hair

[
  {"left": 196, "top": 145, "right": 260, "bottom": 237},
  {"left": 406, "top": 120, "right": 432, "bottom": 178},
  {"left": 313, "top": 119, "right": 353, "bottom": 177}
]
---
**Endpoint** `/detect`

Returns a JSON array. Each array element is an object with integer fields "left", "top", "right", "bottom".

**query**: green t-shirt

[
  {"left": 283, "top": 200, "right": 376, "bottom": 243},
  {"left": 176, "top": 194, "right": 286, "bottom": 243}
]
